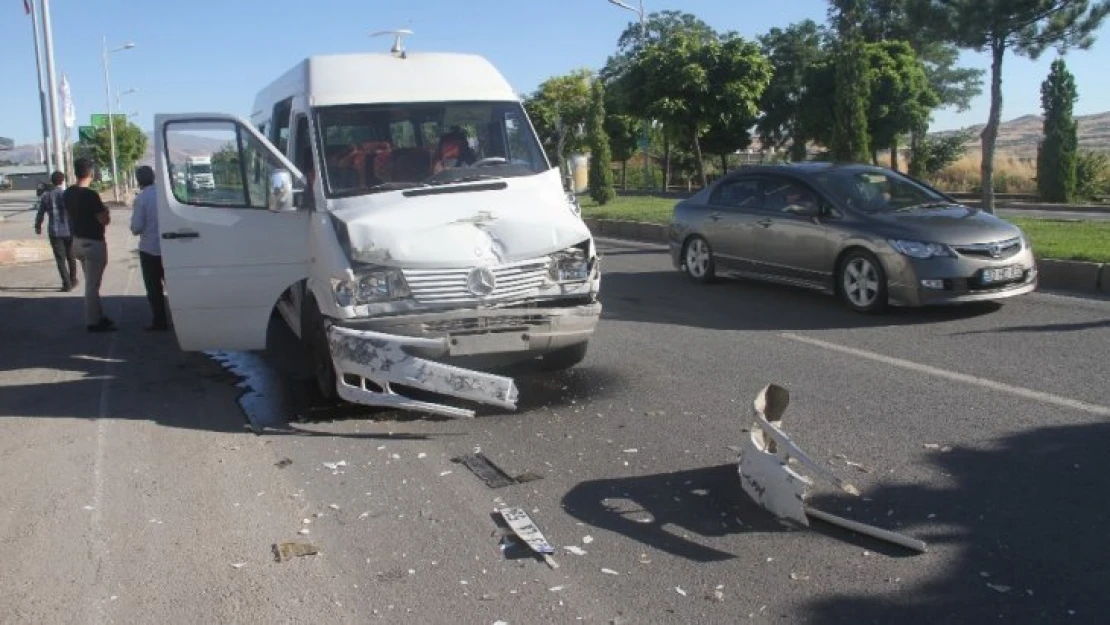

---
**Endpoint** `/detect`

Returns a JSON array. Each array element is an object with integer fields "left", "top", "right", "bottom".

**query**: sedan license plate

[
  {"left": 980, "top": 265, "right": 1024, "bottom": 284},
  {"left": 449, "top": 332, "right": 529, "bottom": 356}
]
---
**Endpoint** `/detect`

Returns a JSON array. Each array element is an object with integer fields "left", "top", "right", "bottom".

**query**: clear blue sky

[{"left": 3, "top": 0, "right": 1109, "bottom": 148}]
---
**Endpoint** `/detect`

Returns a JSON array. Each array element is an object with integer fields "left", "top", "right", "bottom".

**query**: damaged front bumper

[{"left": 325, "top": 302, "right": 601, "bottom": 418}]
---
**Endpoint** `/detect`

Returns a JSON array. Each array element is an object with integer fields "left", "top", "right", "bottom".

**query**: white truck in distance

[
  {"left": 152, "top": 36, "right": 602, "bottom": 418},
  {"left": 184, "top": 155, "right": 215, "bottom": 190}
]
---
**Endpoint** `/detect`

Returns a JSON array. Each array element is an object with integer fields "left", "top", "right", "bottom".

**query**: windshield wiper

[
  {"left": 366, "top": 181, "right": 430, "bottom": 193},
  {"left": 427, "top": 174, "right": 505, "bottom": 187},
  {"left": 891, "top": 201, "right": 958, "bottom": 212}
]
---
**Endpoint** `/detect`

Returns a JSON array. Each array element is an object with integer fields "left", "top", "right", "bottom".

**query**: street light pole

[
  {"left": 27, "top": 0, "right": 55, "bottom": 172},
  {"left": 101, "top": 38, "right": 135, "bottom": 202},
  {"left": 606, "top": 0, "right": 651, "bottom": 191},
  {"left": 40, "top": 0, "right": 64, "bottom": 177}
]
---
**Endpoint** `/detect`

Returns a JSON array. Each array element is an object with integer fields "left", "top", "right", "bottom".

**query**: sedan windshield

[
  {"left": 315, "top": 101, "right": 550, "bottom": 198},
  {"left": 814, "top": 169, "right": 949, "bottom": 213}
]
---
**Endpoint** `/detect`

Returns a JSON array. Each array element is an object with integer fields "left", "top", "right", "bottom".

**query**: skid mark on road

[
  {"left": 781, "top": 332, "right": 1110, "bottom": 417},
  {"left": 88, "top": 266, "right": 134, "bottom": 625}
]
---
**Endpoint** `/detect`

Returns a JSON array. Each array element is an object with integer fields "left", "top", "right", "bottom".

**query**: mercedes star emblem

[{"left": 466, "top": 266, "right": 497, "bottom": 297}]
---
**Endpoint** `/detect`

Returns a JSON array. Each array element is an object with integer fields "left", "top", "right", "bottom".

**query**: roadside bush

[
  {"left": 1075, "top": 151, "right": 1110, "bottom": 201},
  {"left": 926, "top": 151, "right": 1037, "bottom": 194}
]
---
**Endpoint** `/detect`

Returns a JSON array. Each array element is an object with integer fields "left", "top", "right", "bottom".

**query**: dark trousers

[
  {"left": 48, "top": 235, "right": 76, "bottom": 289},
  {"left": 139, "top": 251, "right": 168, "bottom": 326}
]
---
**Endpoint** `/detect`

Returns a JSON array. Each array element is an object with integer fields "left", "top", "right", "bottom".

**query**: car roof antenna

[{"left": 370, "top": 29, "right": 413, "bottom": 58}]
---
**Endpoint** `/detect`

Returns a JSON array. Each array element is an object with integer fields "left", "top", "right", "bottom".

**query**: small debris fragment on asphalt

[
  {"left": 564, "top": 546, "right": 587, "bottom": 556},
  {"left": 322, "top": 460, "right": 347, "bottom": 471},
  {"left": 359, "top": 512, "right": 370, "bottom": 519},
  {"left": 298, "top": 528, "right": 310, "bottom": 535},
  {"left": 549, "top": 586, "right": 564, "bottom": 592},
  {"left": 273, "top": 541, "right": 319, "bottom": 562},
  {"left": 275, "top": 458, "right": 292, "bottom": 468},
  {"left": 790, "top": 573, "right": 810, "bottom": 581},
  {"left": 230, "top": 562, "right": 247, "bottom": 569},
  {"left": 582, "top": 535, "right": 594, "bottom": 544},
  {"left": 601, "top": 568, "right": 620, "bottom": 575},
  {"left": 987, "top": 583, "right": 1011, "bottom": 593},
  {"left": 453, "top": 453, "right": 516, "bottom": 489},
  {"left": 675, "top": 587, "right": 687, "bottom": 596},
  {"left": 329, "top": 504, "right": 340, "bottom": 510}
]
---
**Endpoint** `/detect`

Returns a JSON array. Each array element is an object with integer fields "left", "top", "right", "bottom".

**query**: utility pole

[
  {"left": 606, "top": 0, "right": 651, "bottom": 191},
  {"left": 40, "top": 0, "right": 65, "bottom": 178},
  {"left": 28, "top": 0, "right": 55, "bottom": 172}
]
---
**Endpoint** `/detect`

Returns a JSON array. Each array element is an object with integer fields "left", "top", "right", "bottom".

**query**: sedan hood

[
  {"left": 329, "top": 169, "right": 590, "bottom": 268},
  {"left": 869, "top": 203, "right": 1022, "bottom": 245}
]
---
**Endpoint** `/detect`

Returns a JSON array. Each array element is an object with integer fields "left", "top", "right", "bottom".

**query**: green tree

[
  {"left": 624, "top": 32, "right": 772, "bottom": 186},
  {"left": 1075, "top": 151, "right": 1110, "bottom": 200},
  {"left": 586, "top": 81, "right": 616, "bottom": 205},
  {"left": 757, "top": 20, "right": 832, "bottom": 161},
  {"left": 211, "top": 143, "right": 240, "bottom": 184},
  {"left": 862, "top": 40, "right": 939, "bottom": 169},
  {"left": 604, "top": 108, "right": 640, "bottom": 189},
  {"left": 75, "top": 118, "right": 148, "bottom": 185},
  {"left": 522, "top": 69, "right": 594, "bottom": 179},
  {"left": 830, "top": 40, "right": 872, "bottom": 162},
  {"left": 910, "top": 0, "right": 1110, "bottom": 212},
  {"left": 911, "top": 131, "right": 972, "bottom": 177},
  {"left": 1037, "top": 58, "right": 1079, "bottom": 202}
]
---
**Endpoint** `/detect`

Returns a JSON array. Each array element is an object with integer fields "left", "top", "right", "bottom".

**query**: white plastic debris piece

[
  {"left": 710, "top": 590, "right": 725, "bottom": 602},
  {"left": 987, "top": 583, "right": 1011, "bottom": 593},
  {"left": 391, "top": 454, "right": 401, "bottom": 460},
  {"left": 675, "top": 587, "right": 687, "bottom": 596},
  {"left": 329, "top": 504, "right": 340, "bottom": 510},
  {"left": 923, "top": 443, "right": 940, "bottom": 450},
  {"left": 298, "top": 528, "right": 310, "bottom": 535},
  {"left": 440, "top": 470, "right": 453, "bottom": 477},
  {"left": 601, "top": 568, "right": 620, "bottom": 575},
  {"left": 582, "top": 535, "right": 594, "bottom": 544},
  {"left": 303, "top": 518, "right": 312, "bottom": 525},
  {"left": 622, "top": 449, "right": 639, "bottom": 454},
  {"left": 322, "top": 461, "right": 347, "bottom": 470},
  {"left": 549, "top": 586, "right": 564, "bottom": 592},
  {"left": 231, "top": 562, "right": 247, "bottom": 569},
  {"left": 737, "top": 384, "right": 927, "bottom": 553},
  {"left": 83, "top": 505, "right": 95, "bottom": 511},
  {"left": 359, "top": 512, "right": 370, "bottom": 519},
  {"left": 418, "top": 453, "right": 427, "bottom": 459},
  {"left": 564, "top": 546, "right": 587, "bottom": 556},
  {"left": 790, "top": 573, "right": 810, "bottom": 581}
]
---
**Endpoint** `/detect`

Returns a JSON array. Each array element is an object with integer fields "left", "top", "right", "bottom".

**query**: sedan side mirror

[{"left": 269, "top": 169, "right": 296, "bottom": 213}]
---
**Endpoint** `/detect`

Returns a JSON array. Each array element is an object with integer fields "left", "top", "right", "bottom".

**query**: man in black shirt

[{"left": 65, "top": 158, "right": 115, "bottom": 332}]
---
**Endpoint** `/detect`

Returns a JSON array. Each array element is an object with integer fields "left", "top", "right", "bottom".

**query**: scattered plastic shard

[
  {"left": 273, "top": 541, "right": 319, "bottom": 562},
  {"left": 564, "top": 545, "right": 587, "bottom": 556},
  {"left": 675, "top": 587, "right": 687, "bottom": 596},
  {"left": 275, "top": 458, "right": 293, "bottom": 468},
  {"left": 453, "top": 453, "right": 515, "bottom": 488},
  {"left": 601, "top": 568, "right": 620, "bottom": 575},
  {"left": 737, "top": 384, "right": 927, "bottom": 553},
  {"left": 230, "top": 562, "right": 247, "bottom": 569},
  {"left": 322, "top": 461, "right": 347, "bottom": 470},
  {"left": 987, "top": 583, "right": 1011, "bottom": 593}
]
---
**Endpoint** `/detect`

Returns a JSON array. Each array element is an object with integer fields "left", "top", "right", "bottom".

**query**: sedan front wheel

[
  {"left": 838, "top": 250, "right": 888, "bottom": 313},
  {"left": 683, "top": 236, "right": 716, "bottom": 284}
]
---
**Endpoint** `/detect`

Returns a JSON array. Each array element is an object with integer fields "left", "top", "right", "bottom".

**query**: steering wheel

[{"left": 472, "top": 157, "right": 508, "bottom": 167}]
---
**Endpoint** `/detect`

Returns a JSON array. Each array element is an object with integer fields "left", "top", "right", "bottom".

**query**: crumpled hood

[{"left": 330, "top": 169, "right": 591, "bottom": 269}]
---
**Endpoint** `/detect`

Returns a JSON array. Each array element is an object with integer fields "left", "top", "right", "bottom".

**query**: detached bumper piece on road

[
  {"left": 327, "top": 325, "right": 519, "bottom": 419},
  {"left": 738, "top": 383, "right": 927, "bottom": 553}
]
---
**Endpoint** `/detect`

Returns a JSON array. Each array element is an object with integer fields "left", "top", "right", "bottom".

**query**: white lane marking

[
  {"left": 781, "top": 332, "right": 1110, "bottom": 417},
  {"left": 90, "top": 265, "right": 135, "bottom": 625}
]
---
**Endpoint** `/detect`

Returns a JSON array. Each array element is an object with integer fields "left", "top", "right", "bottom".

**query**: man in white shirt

[{"left": 130, "top": 166, "right": 169, "bottom": 331}]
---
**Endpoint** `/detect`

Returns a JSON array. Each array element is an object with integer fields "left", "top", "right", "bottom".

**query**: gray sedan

[{"left": 668, "top": 162, "right": 1038, "bottom": 313}]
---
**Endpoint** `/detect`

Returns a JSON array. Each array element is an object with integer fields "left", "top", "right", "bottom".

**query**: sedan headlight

[
  {"left": 888, "top": 239, "right": 954, "bottom": 259},
  {"left": 332, "top": 267, "right": 411, "bottom": 306},
  {"left": 548, "top": 246, "right": 590, "bottom": 282}
]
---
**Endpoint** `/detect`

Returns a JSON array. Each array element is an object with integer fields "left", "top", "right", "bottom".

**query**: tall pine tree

[
  {"left": 1037, "top": 59, "right": 1079, "bottom": 203},
  {"left": 587, "top": 80, "right": 616, "bottom": 205}
]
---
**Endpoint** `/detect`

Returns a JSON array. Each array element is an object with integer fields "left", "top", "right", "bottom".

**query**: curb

[{"left": 583, "top": 218, "right": 1107, "bottom": 297}]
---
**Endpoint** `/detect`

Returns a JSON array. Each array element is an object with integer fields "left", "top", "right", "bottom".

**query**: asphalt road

[{"left": 1, "top": 205, "right": 1109, "bottom": 624}]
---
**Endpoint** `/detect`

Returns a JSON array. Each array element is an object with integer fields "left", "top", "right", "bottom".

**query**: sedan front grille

[
  {"left": 423, "top": 315, "right": 550, "bottom": 334},
  {"left": 403, "top": 258, "right": 550, "bottom": 305},
  {"left": 953, "top": 237, "right": 1022, "bottom": 260}
]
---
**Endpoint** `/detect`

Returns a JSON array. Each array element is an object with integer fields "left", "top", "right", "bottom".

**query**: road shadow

[
  {"left": 599, "top": 269, "right": 1003, "bottom": 332},
  {"left": 800, "top": 423, "right": 1110, "bottom": 625},
  {"left": 950, "top": 318, "right": 1110, "bottom": 335}
]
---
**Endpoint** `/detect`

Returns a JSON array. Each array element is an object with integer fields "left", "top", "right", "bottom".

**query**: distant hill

[
  {"left": 1, "top": 131, "right": 226, "bottom": 169},
  {"left": 931, "top": 111, "right": 1110, "bottom": 158}
]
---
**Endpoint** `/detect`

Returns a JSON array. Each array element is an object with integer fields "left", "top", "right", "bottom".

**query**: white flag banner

[{"left": 60, "top": 73, "right": 75, "bottom": 129}]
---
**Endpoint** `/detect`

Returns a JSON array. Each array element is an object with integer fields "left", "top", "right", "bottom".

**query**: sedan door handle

[
  {"left": 162, "top": 231, "right": 200, "bottom": 240},
  {"left": 757, "top": 219, "right": 773, "bottom": 228}
]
